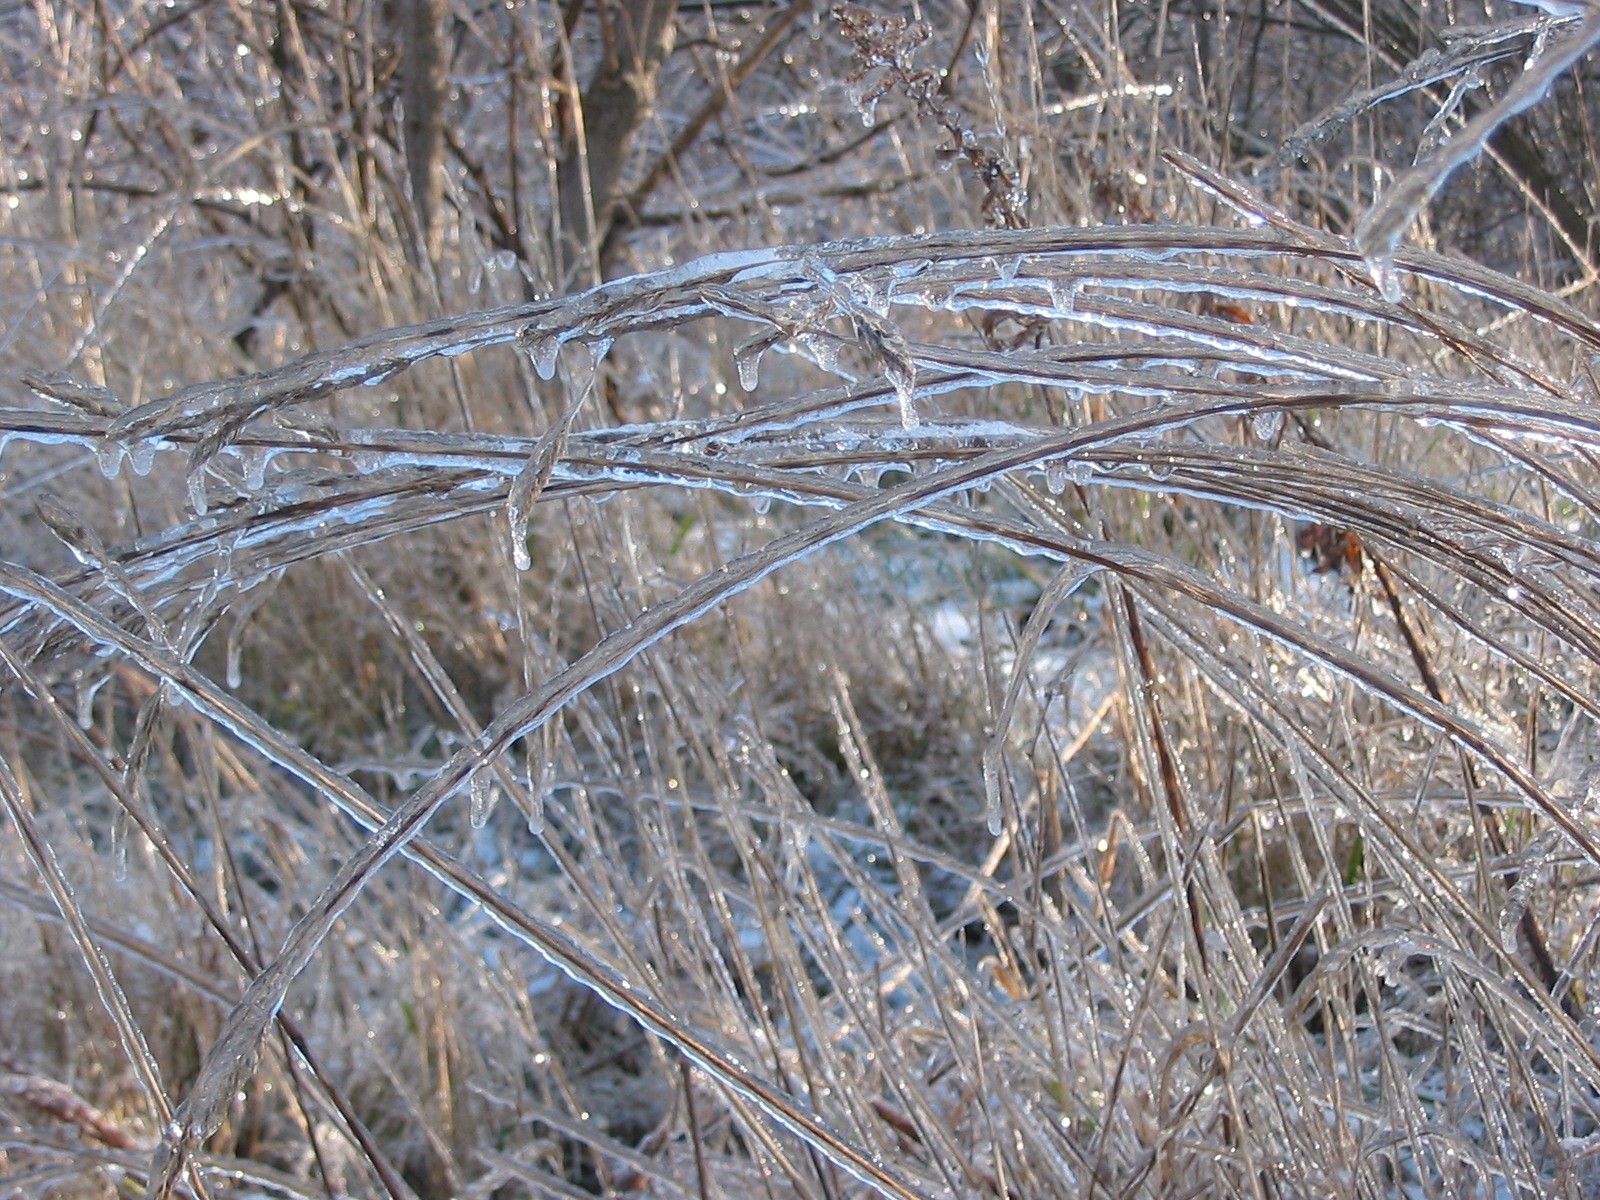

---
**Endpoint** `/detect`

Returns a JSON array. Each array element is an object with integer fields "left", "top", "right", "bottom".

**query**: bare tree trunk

[
  {"left": 399, "top": 0, "right": 450, "bottom": 263},
  {"left": 556, "top": 0, "right": 677, "bottom": 282}
]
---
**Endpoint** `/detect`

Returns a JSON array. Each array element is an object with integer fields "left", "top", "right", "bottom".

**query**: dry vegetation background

[{"left": 4, "top": 0, "right": 1600, "bottom": 1197}]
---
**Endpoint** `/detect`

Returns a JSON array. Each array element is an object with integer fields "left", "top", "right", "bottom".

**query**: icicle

[
  {"left": 187, "top": 469, "right": 209, "bottom": 515},
  {"left": 524, "top": 331, "right": 561, "bottom": 380},
  {"left": 126, "top": 439, "right": 158, "bottom": 477},
  {"left": 75, "top": 671, "right": 108, "bottom": 730},
  {"left": 510, "top": 504, "right": 533, "bottom": 572},
  {"left": 752, "top": 494, "right": 771, "bottom": 516},
  {"left": 528, "top": 755, "right": 557, "bottom": 837},
  {"left": 95, "top": 439, "right": 125, "bottom": 480},
  {"left": 982, "top": 765, "right": 1004, "bottom": 837},
  {"left": 110, "top": 806, "right": 130, "bottom": 882},
  {"left": 1498, "top": 832, "right": 1558, "bottom": 953},
  {"left": 1366, "top": 253, "right": 1404, "bottom": 305},
  {"left": 734, "top": 338, "right": 765, "bottom": 392},
  {"left": 887, "top": 358, "right": 917, "bottom": 428},
  {"left": 469, "top": 772, "right": 499, "bottom": 829},
  {"left": 798, "top": 332, "right": 841, "bottom": 375},
  {"left": 242, "top": 446, "right": 271, "bottom": 491},
  {"left": 225, "top": 634, "right": 245, "bottom": 690},
  {"left": 507, "top": 392, "right": 583, "bottom": 574}
]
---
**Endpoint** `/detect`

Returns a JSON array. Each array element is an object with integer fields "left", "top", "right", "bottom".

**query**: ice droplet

[
  {"left": 225, "top": 635, "right": 244, "bottom": 690},
  {"left": 1044, "top": 461, "right": 1069, "bottom": 495},
  {"left": 735, "top": 342, "right": 763, "bottom": 392},
  {"left": 798, "top": 332, "right": 841, "bottom": 375},
  {"left": 469, "top": 772, "right": 499, "bottom": 829},
  {"left": 1067, "top": 459, "right": 1092, "bottom": 485},
  {"left": 752, "top": 494, "right": 771, "bottom": 516},
  {"left": 526, "top": 333, "right": 560, "bottom": 380},
  {"left": 1251, "top": 409, "right": 1284, "bottom": 441},
  {"left": 528, "top": 757, "right": 556, "bottom": 836},
  {"left": 510, "top": 504, "right": 533, "bottom": 571},
  {"left": 95, "top": 439, "right": 125, "bottom": 480},
  {"left": 127, "top": 439, "right": 157, "bottom": 476},
  {"left": 1366, "top": 253, "right": 1404, "bottom": 304}
]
